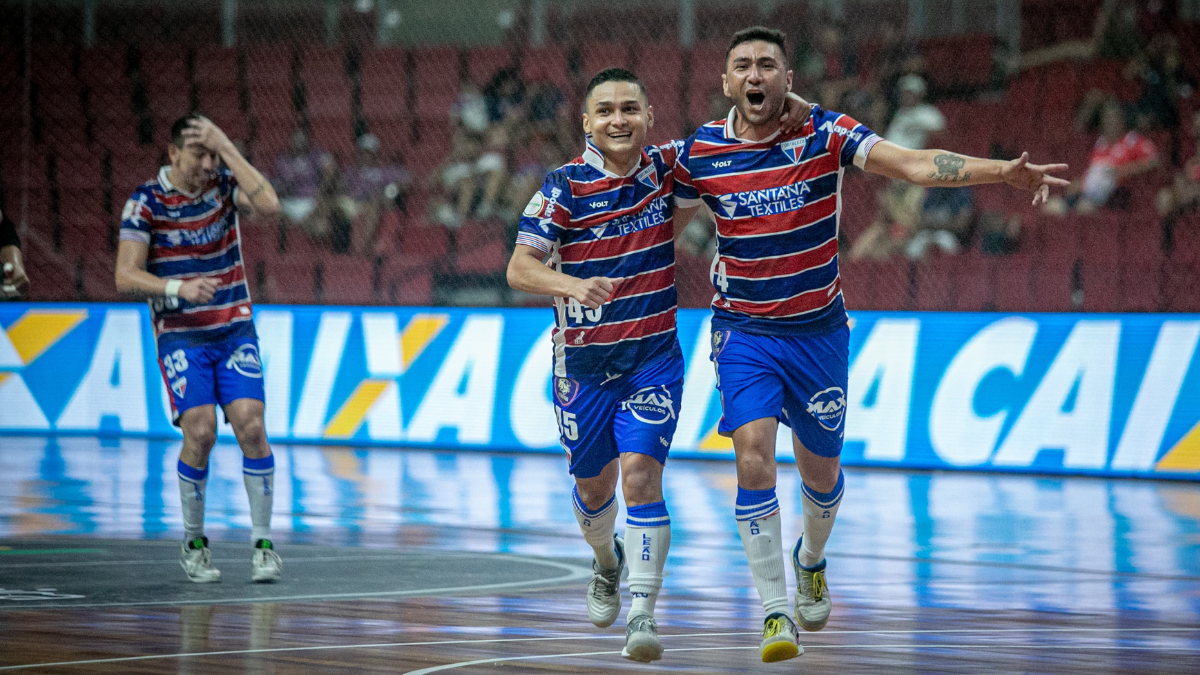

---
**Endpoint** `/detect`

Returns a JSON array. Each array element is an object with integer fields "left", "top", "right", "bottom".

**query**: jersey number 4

[
  {"left": 566, "top": 298, "right": 602, "bottom": 323},
  {"left": 713, "top": 260, "right": 730, "bottom": 293}
]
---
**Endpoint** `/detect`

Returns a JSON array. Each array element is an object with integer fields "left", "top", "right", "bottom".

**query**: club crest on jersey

[
  {"left": 781, "top": 137, "right": 808, "bottom": 164},
  {"left": 225, "top": 344, "right": 263, "bottom": 378},
  {"left": 636, "top": 164, "right": 659, "bottom": 191},
  {"left": 711, "top": 330, "right": 731, "bottom": 358},
  {"left": 620, "top": 386, "right": 676, "bottom": 425},
  {"left": 170, "top": 376, "right": 187, "bottom": 399},
  {"left": 807, "top": 386, "right": 847, "bottom": 431},
  {"left": 717, "top": 194, "right": 738, "bottom": 218},
  {"left": 554, "top": 377, "right": 580, "bottom": 407}
]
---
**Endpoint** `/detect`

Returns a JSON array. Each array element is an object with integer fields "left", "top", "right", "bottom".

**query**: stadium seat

[
  {"left": 264, "top": 257, "right": 316, "bottom": 305},
  {"left": 194, "top": 46, "right": 239, "bottom": 88},
  {"left": 309, "top": 119, "right": 356, "bottom": 166},
  {"left": 305, "top": 86, "right": 354, "bottom": 123},
  {"left": 522, "top": 46, "right": 571, "bottom": 93},
  {"left": 453, "top": 219, "right": 508, "bottom": 275},
  {"left": 400, "top": 223, "right": 451, "bottom": 264},
  {"left": 921, "top": 34, "right": 993, "bottom": 93},
  {"left": 57, "top": 155, "right": 105, "bottom": 192},
  {"left": 300, "top": 45, "right": 347, "bottom": 82},
  {"left": 246, "top": 45, "right": 294, "bottom": 89},
  {"left": 319, "top": 257, "right": 376, "bottom": 306},
  {"left": 914, "top": 260, "right": 953, "bottom": 311},
  {"left": 993, "top": 253, "right": 1034, "bottom": 312},
  {"left": 582, "top": 41, "right": 632, "bottom": 80},
  {"left": 81, "top": 254, "right": 119, "bottom": 302},
  {"left": 468, "top": 46, "right": 515, "bottom": 87},
  {"left": 951, "top": 253, "right": 993, "bottom": 311}
]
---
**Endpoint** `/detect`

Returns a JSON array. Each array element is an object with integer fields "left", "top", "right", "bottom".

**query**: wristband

[{"left": 165, "top": 279, "right": 183, "bottom": 297}]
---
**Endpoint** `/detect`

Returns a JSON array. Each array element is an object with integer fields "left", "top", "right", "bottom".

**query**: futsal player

[
  {"left": 673, "top": 27, "right": 1069, "bottom": 662},
  {"left": 1, "top": 206, "right": 29, "bottom": 298},
  {"left": 507, "top": 67, "right": 808, "bottom": 661},
  {"left": 115, "top": 114, "right": 284, "bottom": 584}
]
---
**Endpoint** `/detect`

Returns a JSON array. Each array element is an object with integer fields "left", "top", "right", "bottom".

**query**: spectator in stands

[
  {"left": 884, "top": 75, "right": 945, "bottom": 150},
  {"left": 273, "top": 128, "right": 339, "bottom": 238},
  {"left": 906, "top": 187, "right": 975, "bottom": 259},
  {"left": 434, "top": 128, "right": 508, "bottom": 227},
  {"left": 1129, "top": 33, "right": 1196, "bottom": 131},
  {"left": 871, "top": 21, "right": 926, "bottom": 114},
  {"left": 979, "top": 211, "right": 1022, "bottom": 256},
  {"left": 508, "top": 140, "right": 566, "bottom": 223},
  {"left": 1093, "top": 0, "right": 1142, "bottom": 61},
  {"left": 1047, "top": 101, "right": 1160, "bottom": 215},
  {"left": 340, "top": 134, "right": 412, "bottom": 257},
  {"left": 849, "top": 181, "right": 924, "bottom": 261},
  {"left": 453, "top": 81, "right": 492, "bottom": 137},
  {"left": 1, "top": 207, "right": 27, "bottom": 298},
  {"left": 484, "top": 67, "right": 526, "bottom": 126},
  {"left": 1157, "top": 110, "right": 1200, "bottom": 226},
  {"left": 798, "top": 24, "right": 858, "bottom": 107}
]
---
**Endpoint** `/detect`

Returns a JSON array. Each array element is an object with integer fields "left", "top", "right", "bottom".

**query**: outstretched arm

[
  {"left": 506, "top": 244, "right": 613, "bottom": 310},
  {"left": 183, "top": 116, "right": 281, "bottom": 218},
  {"left": 863, "top": 140, "right": 1070, "bottom": 206}
]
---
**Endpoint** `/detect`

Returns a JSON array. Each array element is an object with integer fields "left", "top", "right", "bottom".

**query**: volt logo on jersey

[
  {"left": 636, "top": 164, "right": 659, "bottom": 190},
  {"left": 781, "top": 137, "right": 808, "bottom": 164},
  {"left": 621, "top": 385, "right": 676, "bottom": 425},
  {"left": 807, "top": 386, "right": 846, "bottom": 431},
  {"left": 225, "top": 344, "right": 262, "bottom": 378}
]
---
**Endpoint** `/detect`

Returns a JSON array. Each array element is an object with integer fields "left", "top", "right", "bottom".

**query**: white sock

[
  {"left": 735, "top": 486, "right": 789, "bottom": 617},
  {"left": 572, "top": 485, "right": 620, "bottom": 569},
  {"left": 625, "top": 500, "right": 671, "bottom": 616},
  {"left": 242, "top": 454, "right": 275, "bottom": 543},
  {"left": 796, "top": 470, "right": 845, "bottom": 569},
  {"left": 177, "top": 459, "right": 208, "bottom": 543}
]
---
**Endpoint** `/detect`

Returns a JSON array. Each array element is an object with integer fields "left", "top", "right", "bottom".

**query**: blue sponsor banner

[{"left": 2, "top": 303, "right": 1198, "bottom": 480}]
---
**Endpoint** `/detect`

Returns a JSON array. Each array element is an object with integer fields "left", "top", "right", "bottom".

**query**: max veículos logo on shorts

[
  {"left": 807, "top": 386, "right": 846, "bottom": 431},
  {"left": 621, "top": 386, "right": 676, "bottom": 425},
  {"left": 225, "top": 344, "right": 263, "bottom": 378}
]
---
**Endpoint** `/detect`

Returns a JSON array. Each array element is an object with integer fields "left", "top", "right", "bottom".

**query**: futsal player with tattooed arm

[
  {"left": 673, "top": 26, "right": 1069, "bottom": 662},
  {"left": 507, "top": 68, "right": 809, "bottom": 662},
  {"left": 115, "top": 114, "right": 284, "bottom": 584}
]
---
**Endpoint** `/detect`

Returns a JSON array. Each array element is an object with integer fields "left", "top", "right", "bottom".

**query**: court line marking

[
  {"left": 402, "top": 641, "right": 1200, "bottom": 675},
  {"left": 0, "top": 552, "right": 496, "bottom": 569},
  {"left": 0, "top": 554, "right": 591, "bottom": 610},
  {"left": 2, "top": 626, "right": 1197, "bottom": 671}
]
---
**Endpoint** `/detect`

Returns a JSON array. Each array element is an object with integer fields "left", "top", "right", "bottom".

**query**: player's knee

[
  {"left": 735, "top": 451, "right": 776, "bottom": 489},
  {"left": 184, "top": 423, "right": 218, "bottom": 454},
  {"left": 234, "top": 417, "right": 269, "bottom": 457},
  {"left": 621, "top": 467, "right": 662, "bottom": 505}
]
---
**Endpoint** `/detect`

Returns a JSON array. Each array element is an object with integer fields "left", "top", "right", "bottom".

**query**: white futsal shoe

[
  {"left": 760, "top": 612, "right": 802, "bottom": 662},
  {"left": 791, "top": 537, "right": 832, "bottom": 632},
  {"left": 586, "top": 535, "right": 625, "bottom": 628},
  {"left": 622, "top": 611, "right": 663, "bottom": 662},
  {"left": 180, "top": 537, "right": 221, "bottom": 583},
  {"left": 251, "top": 540, "right": 283, "bottom": 583}
]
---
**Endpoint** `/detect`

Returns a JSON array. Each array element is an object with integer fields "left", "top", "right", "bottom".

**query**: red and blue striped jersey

[
  {"left": 119, "top": 167, "right": 256, "bottom": 349},
  {"left": 674, "top": 105, "right": 881, "bottom": 335},
  {"left": 516, "top": 139, "right": 681, "bottom": 378}
]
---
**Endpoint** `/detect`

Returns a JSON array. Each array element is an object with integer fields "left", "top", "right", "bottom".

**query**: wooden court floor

[{"left": 2, "top": 436, "right": 1199, "bottom": 673}]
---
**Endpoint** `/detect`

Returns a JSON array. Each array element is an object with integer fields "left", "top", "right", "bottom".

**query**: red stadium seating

[
  {"left": 468, "top": 46, "right": 515, "bottom": 87},
  {"left": 994, "top": 254, "right": 1034, "bottom": 312},
  {"left": 320, "top": 257, "right": 375, "bottom": 306},
  {"left": 952, "top": 254, "right": 994, "bottom": 311},
  {"left": 914, "top": 260, "right": 953, "bottom": 311},
  {"left": 921, "top": 34, "right": 994, "bottom": 93},
  {"left": 522, "top": 46, "right": 571, "bottom": 93},
  {"left": 453, "top": 219, "right": 507, "bottom": 275}
]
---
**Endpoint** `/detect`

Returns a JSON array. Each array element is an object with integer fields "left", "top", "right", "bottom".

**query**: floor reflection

[{"left": 2, "top": 435, "right": 1198, "bottom": 621}]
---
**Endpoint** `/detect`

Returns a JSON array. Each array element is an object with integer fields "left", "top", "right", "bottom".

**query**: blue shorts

[
  {"left": 554, "top": 354, "right": 685, "bottom": 479},
  {"left": 711, "top": 326, "right": 849, "bottom": 458},
  {"left": 157, "top": 336, "right": 265, "bottom": 424}
]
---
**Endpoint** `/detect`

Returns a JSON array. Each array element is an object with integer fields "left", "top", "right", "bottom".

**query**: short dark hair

[
  {"left": 726, "top": 26, "right": 788, "bottom": 64},
  {"left": 170, "top": 114, "right": 204, "bottom": 148},
  {"left": 583, "top": 67, "right": 647, "bottom": 107}
]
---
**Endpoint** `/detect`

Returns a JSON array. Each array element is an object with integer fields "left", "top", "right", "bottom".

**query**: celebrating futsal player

[
  {"left": 508, "top": 68, "right": 809, "bottom": 662},
  {"left": 672, "top": 27, "right": 1069, "bottom": 662},
  {"left": 115, "top": 114, "right": 283, "bottom": 584}
]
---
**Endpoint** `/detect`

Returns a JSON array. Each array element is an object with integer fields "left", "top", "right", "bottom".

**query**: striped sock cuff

[
  {"left": 800, "top": 470, "right": 845, "bottom": 510},
  {"left": 626, "top": 500, "right": 670, "bottom": 528},
  {"left": 177, "top": 459, "right": 208, "bottom": 482},
  {"left": 572, "top": 485, "right": 616, "bottom": 518},
  {"left": 735, "top": 485, "right": 779, "bottom": 522},
  {"left": 242, "top": 454, "right": 275, "bottom": 476}
]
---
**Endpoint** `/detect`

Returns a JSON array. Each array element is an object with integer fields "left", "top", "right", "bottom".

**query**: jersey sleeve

[
  {"left": 515, "top": 171, "right": 571, "bottom": 254},
  {"left": 119, "top": 188, "right": 154, "bottom": 244},
  {"left": 816, "top": 106, "right": 882, "bottom": 170},
  {"left": 670, "top": 136, "right": 703, "bottom": 207}
]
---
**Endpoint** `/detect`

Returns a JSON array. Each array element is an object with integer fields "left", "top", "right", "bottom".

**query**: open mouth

[
  {"left": 746, "top": 91, "right": 766, "bottom": 106},
  {"left": 608, "top": 132, "right": 632, "bottom": 141}
]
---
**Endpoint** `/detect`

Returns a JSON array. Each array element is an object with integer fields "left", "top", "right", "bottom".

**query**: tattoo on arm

[
  {"left": 247, "top": 183, "right": 266, "bottom": 201},
  {"left": 927, "top": 153, "right": 972, "bottom": 184}
]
